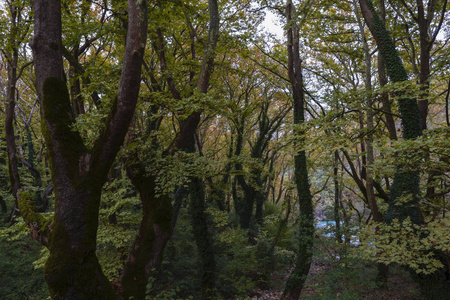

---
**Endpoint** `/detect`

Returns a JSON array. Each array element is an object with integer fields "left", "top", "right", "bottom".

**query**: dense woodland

[{"left": 0, "top": 0, "right": 449, "bottom": 299}]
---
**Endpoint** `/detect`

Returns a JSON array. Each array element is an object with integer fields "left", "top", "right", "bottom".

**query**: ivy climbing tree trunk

[
  {"left": 358, "top": 0, "right": 423, "bottom": 223},
  {"left": 376, "top": 0, "right": 397, "bottom": 141},
  {"left": 281, "top": 1, "right": 314, "bottom": 299},
  {"left": 358, "top": 0, "right": 450, "bottom": 297},
  {"left": 25, "top": 0, "right": 148, "bottom": 298}
]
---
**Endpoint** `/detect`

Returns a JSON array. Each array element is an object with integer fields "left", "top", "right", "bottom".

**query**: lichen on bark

[{"left": 18, "top": 190, "right": 51, "bottom": 247}]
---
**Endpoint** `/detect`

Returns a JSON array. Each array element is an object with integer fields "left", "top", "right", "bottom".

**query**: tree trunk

[
  {"left": 281, "top": 1, "right": 314, "bottom": 299},
  {"left": 4, "top": 3, "right": 22, "bottom": 216},
  {"left": 359, "top": 0, "right": 422, "bottom": 223},
  {"left": 171, "top": 184, "right": 188, "bottom": 229},
  {"left": 28, "top": 0, "right": 148, "bottom": 298},
  {"left": 377, "top": 0, "right": 397, "bottom": 141},
  {"left": 358, "top": 0, "right": 449, "bottom": 297},
  {"left": 333, "top": 151, "right": 342, "bottom": 243},
  {"left": 189, "top": 176, "right": 216, "bottom": 299},
  {"left": 163, "top": 0, "right": 219, "bottom": 296},
  {"left": 119, "top": 169, "right": 172, "bottom": 300},
  {"left": 5, "top": 50, "right": 21, "bottom": 208},
  {"left": 353, "top": 0, "right": 388, "bottom": 282}
]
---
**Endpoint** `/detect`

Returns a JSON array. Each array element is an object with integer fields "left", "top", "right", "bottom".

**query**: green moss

[
  {"left": 18, "top": 191, "right": 49, "bottom": 233},
  {"left": 40, "top": 77, "right": 117, "bottom": 299},
  {"left": 41, "top": 77, "right": 87, "bottom": 183},
  {"left": 44, "top": 214, "right": 116, "bottom": 299}
]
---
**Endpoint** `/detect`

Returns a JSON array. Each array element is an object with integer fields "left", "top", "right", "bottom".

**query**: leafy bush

[{"left": 0, "top": 221, "right": 49, "bottom": 299}]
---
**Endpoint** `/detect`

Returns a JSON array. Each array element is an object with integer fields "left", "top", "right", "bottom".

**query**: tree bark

[
  {"left": 333, "top": 151, "right": 342, "bottom": 243},
  {"left": 4, "top": 2, "right": 24, "bottom": 217},
  {"left": 358, "top": 0, "right": 449, "bottom": 297},
  {"left": 359, "top": 0, "right": 422, "bottom": 223},
  {"left": 353, "top": 0, "right": 388, "bottom": 281},
  {"left": 414, "top": 0, "right": 447, "bottom": 130},
  {"left": 377, "top": 0, "right": 397, "bottom": 141},
  {"left": 28, "top": 0, "right": 148, "bottom": 298},
  {"left": 118, "top": 167, "right": 172, "bottom": 300},
  {"left": 281, "top": 1, "right": 314, "bottom": 299},
  {"left": 5, "top": 48, "right": 21, "bottom": 207},
  {"left": 163, "top": 0, "right": 220, "bottom": 296},
  {"left": 0, "top": 195, "right": 6, "bottom": 213}
]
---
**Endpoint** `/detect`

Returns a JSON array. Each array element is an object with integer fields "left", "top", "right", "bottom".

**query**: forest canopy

[{"left": 0, "top": 0, "right": 449, "bottom": 299}]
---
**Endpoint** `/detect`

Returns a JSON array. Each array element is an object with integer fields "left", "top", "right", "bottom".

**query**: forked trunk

[{"left": 27, "top": 0, "right": 148, "bottom": 298}]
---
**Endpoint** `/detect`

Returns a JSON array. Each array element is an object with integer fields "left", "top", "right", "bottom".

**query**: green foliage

[
  {"left": 309, "top": 230, "right": 419, "bottom": 300},
  {"left": 358, "top": 217, "right": 450, "bottom": 274},
  {"left": 0, "top": 222, "right": 49, "bottom": 299},
  {"left": 97, "top": 178, "right": 142, "bottom": 281},
  {"left": 146, "top": 208, "right": 202, "bottom": 299},
  {"left": 209, "top": 207, "right": 296, "bottom": 297},
  {"left": 145, "top": 206, "right": 296, "bottom": 299},
  {"left": 2, "top": 0, "right": 449, "bottom": 297}
]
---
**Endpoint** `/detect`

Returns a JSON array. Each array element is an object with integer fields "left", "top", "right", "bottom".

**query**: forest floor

[{"left": 249, "top": 240, "right": 423, "bottom": 300}]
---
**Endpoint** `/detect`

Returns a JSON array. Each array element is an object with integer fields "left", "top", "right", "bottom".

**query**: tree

[
  {"left": 119, "top": 0, "right": 220, "bottom": 297},
  {"left": 20, "top": 0, "right": 148, "bottom": 298},
  {"left": 281, "top": 0, "right": 314, "bottom": 299},
  {"left": 358, "top": 0, "right": 450, "bottom": 297},
  {"left": 2, "top": 0, "right": 32, "bottom": 220},
  {"left": 389, "top": 0, "right": 448, "bottom": 130}
]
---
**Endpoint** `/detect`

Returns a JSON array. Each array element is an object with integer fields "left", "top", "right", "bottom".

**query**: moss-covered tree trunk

[
  {"left": 359, "top": 0, "right": 449, "bottom": 297},
  {"left": 281, "top": 1, "right": 314, "bottom": 299},
  {"left": 358, "top": 0, "right": 422, "bottom": 224},
  {"left": 27, "top": 0, "right": 148, "bottom": 298},
  {"left": 376, "top": 0, "right": 397, "bottom": 141}
]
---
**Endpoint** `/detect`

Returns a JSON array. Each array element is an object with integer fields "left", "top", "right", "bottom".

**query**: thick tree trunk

[
  {"left": 358, "top": 0, "right": 449, "bottom": 297},
  {"left": 377, "top": 0, "right": 397, "bottom": 141},
  {"left": 28, "top": 0, "right": 148, "bottom": 298},
  {"left": 358, "top": 0, "right": 422, "bottom": 223}
]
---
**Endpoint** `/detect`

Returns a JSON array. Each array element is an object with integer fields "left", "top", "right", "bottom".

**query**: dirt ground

[{"left": 246, "top": 254, "right": 423, "bottom": 300}]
